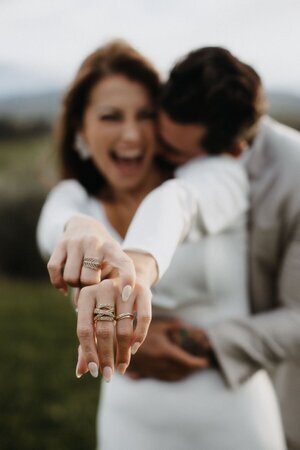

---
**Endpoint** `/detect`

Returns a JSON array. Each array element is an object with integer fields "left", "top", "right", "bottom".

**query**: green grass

[
  {"left": 0, "top": 135, "right": 99, "bottom": 448},
  {"left": 0, "top": 134, "right": 58, "bottom": 197},
  {"left": 0, "top": 278, "right": 99, "bottom": 450}
]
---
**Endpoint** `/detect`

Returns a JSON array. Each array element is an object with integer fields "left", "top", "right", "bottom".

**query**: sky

[{"left": 0, "top": 0, "right": 299, "bottom": 98}]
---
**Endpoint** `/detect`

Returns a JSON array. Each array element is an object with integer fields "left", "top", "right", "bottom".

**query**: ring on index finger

[{"left": 83, "top": 257, "right": 101, "bottom": 271}]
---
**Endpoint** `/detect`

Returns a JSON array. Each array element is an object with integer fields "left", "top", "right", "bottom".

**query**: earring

[{"left": 74, "top": 133, "right": 90, "bottom": 160}]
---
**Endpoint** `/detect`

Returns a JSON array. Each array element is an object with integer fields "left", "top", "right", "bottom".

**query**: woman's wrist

[
  {"left": 64, "top": 214, "right": 112, "bottom": 243},
  {"left": 125, "top": 251, "right": 158, "bottom": 288}
]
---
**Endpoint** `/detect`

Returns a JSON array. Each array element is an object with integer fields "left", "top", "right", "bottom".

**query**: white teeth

[{"left": 115, "top": 150, "right": 142, "bottom": 159}]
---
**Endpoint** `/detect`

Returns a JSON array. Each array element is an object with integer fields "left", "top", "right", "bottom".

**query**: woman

[
  {"left": 37, "top": 41, "right": 286, "bottom": 449},
  {"left": 38, "top": 40, "right": 170, "bottom": 378}
]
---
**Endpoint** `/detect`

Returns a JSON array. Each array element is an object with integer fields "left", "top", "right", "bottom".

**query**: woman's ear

[{"left": 74, "top": 133, "right": 91, "bottom": 160}]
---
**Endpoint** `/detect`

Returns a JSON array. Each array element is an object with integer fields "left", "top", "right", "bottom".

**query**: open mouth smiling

[{"left": 109, "top": 149, "right": 145, "bottom": 174}]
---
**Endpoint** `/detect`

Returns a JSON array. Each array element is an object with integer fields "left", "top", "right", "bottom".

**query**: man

[{"left": 128, "top": 47, "right": 300, "bottom": 449}]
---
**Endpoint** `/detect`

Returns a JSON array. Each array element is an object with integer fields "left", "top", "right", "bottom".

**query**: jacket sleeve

[{"left": 208, "top": 224, "right": 300, "bottom": 387}]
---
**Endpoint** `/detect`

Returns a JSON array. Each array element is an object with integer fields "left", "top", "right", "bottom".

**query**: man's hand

[{"left": 127, "top": 318, "right": 210, "bottom": 382}]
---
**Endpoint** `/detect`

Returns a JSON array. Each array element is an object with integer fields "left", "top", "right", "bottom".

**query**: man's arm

[{"left": 207, "top": 230, "right": 300, "bottom": 387}]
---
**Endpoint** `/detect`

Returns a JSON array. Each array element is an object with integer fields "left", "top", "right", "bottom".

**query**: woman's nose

[{"left": 121, "top": 121, "right": 141, "bottom": 144}]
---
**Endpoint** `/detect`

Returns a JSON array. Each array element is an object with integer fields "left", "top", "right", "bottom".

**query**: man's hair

[{"left": 161, "top": 47, "right": 266, "bottom": 154}]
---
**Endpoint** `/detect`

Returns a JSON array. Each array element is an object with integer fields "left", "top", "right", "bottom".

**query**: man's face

[{"left": 158, "top": 111, "right": 208, "bottom": 165}]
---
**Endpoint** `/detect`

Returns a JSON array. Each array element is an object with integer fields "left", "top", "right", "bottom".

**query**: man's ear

[{"left": 230, "top": 140, "right": 248, "bottom": 158}]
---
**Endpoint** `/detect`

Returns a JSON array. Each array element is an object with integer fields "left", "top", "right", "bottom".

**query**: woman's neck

[{"left": 100, "top": 162, "right": 171, "bottom": 238}]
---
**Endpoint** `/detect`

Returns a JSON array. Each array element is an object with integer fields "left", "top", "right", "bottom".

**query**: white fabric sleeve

[
  {"left": 36, "top": 180, "right": 91, "bottom": 260},
  {"left": 123, "top": 156, "right": 249, "bottom": 279}
]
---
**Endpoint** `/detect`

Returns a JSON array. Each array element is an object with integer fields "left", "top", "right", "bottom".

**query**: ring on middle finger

[
  {"left": 94, "top": 304, "right": 115, "bottom": 314},
  {"left": 94, "top": 304, "right": 116, "bottom": 322},
  {"left": 94, "top": 312, "right": 115, "bottom": 322}
]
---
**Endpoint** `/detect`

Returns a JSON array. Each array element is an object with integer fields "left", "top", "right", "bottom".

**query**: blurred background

[{"left": 0, "top": 0, "right": 299, "bottom": 449}]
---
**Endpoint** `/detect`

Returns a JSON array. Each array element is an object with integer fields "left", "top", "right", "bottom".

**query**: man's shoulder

[
  {"left": 253, "top": 117, "right": 300, "bottom": 178},
  {"left": 261, "top": 117, "right": 300, "bottom": 158}
]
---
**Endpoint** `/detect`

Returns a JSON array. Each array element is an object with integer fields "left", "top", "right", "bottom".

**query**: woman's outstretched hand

[
  {"left": 47, "top": 215, "right": 136, "bottom": 300},
  {"left": 75, "top": 252, "right": 158, "bottom": 381},
  {"left": 75, "top": 279, "right": 152, "bottom": 381}
]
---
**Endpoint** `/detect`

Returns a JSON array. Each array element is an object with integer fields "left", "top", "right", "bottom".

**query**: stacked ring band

[
  {"left": 83, "top": 257, "right": 101, "bottom": 271},
  {"left": 94, "top": 312, "right": 115, "bottom": 322},
  {"left": 94, "top": 304, "right": 115, "bottom": 322},
  {"left": 93, "top": 305, "right": 134, "bottom": 323},
  {"left": 116, "top": 313, "right": 135, "bottom": 321},
  {"left": 94, "top": 304, "right": 115, "bottom": 314}
]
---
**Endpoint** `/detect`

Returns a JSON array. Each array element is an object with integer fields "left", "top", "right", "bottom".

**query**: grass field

[
  {"left": 0, "top": 134, "right": 101, "bottom": 449},
  {"left": 0, "top": 133, "right": 58, "bottom": 197},
  {"left": 0, "top": 278, "right": 99, "bottom": 450}
]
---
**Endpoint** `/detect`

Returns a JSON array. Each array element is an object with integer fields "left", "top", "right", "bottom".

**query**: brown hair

[
  {"left": 56, "top": 40, "right": 161, "bottom": 194},
  {"left": 161, "top": 47, "right": 266, "bottom": 155}
]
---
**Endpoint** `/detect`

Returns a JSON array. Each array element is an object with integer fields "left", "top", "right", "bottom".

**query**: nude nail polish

[
  {"left": 88, "top": 362, "right": 99, "bottom": 378},
  {"left": 131, "top": 343, "right": 141, "bottom": 355},
  {"left": 117, "top": 364, "right": 127, "bottom": 375},
  {"left": 75, "top": 362, "right": 82, "bottom": 379},
  {"left": 122, "top": 285, "right": 132, "bottom": 302},
  {"left": 103, "top": 366, "right": 113, "bottom": 382}
]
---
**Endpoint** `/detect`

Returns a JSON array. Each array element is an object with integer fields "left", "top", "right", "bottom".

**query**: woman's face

[{"left": 81, "top": 75, "right": 157, "bottom": 194}]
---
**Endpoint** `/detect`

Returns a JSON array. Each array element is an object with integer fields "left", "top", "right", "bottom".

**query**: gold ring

[
  {"left": 83, "top": 257, "right": 101, "bottom": 271},
  {"left": 94, "top": 304, "right": 115, "bottom": 315},
  {"left": 116, "top": 313, "right": 135, "bottom": 321},
  {"left": 94, "top": 304, "right": 116, "bottom": 323},
  {"left": 94, "top": 313, "right": 115, "bottom": 322}
]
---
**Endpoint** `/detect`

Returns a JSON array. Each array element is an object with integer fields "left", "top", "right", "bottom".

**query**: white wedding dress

[{"left": 37, "top": 156, "right": 286, "bottom": 450}]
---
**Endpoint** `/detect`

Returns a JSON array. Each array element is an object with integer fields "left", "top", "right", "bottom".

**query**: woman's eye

[
  {"left": 138, "top": 110, "right": 157, "bottom": 120},
  {"left": 99, "top": 114, "right": 121, "bottom": 121}
]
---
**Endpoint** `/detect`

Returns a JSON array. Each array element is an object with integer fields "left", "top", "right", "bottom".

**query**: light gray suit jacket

[{"left": 208, "top": 117, "right": 300, "bottom": 449}]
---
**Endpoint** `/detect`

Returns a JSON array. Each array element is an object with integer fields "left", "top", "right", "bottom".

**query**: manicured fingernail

[
  {"left": 131, "top": 343, "right": 141, "bottom": 355},
  {"left": 122, "top": 285, "right": 132, "bottom": 302},
  {"left": 103, "top": 366, "right": 113, "bottom": 382},
  {"left": 88, "top": 362, "right": 99, "bottom": 378},
  {"left": 75, "top": 362, "right": 82, "bottom": 379},
  {"left": 117, "top": 364, "right": 127, "bottom": 375}
]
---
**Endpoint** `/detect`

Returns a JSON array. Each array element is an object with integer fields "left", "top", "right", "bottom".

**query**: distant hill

[
  {"left": 0, "top": 88, "right": 299, "bottom": 130},
  {"left": 266, "top": 91, "right": 300, "bottom": 130},
  {"left": 0, "top": 90, "right": 63, "bottom": 124}
]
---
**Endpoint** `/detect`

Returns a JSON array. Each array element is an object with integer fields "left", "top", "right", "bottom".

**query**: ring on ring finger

[
  {"left": 83, "top": 257, "right": 101, "bottom": 271},
  {"left": 116, "top": 312, "right": 135, "bottom": 321}
]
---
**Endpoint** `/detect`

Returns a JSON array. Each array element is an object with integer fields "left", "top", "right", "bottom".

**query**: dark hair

[
  {"left": 161, "top": 47, "right": 266, "bottom": 155},
  {"left": 56, "top": 40, "right": 161, "bottom": 194}
]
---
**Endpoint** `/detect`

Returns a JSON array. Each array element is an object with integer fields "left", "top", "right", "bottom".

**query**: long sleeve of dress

[
  {"left": 36, "top": 180, "right": 91, "bottom": 259},
  {"left": 123, "top": 156, "right": 249, "bottom": 279}
]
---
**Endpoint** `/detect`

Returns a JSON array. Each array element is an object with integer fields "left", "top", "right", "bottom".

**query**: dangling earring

[{"left": 74, "top": 133, "right": 91, "bottom": 160}]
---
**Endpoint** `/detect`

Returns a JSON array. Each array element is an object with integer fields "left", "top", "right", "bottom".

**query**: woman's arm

[
  {"left": 37, "top": 179, "right": 136, "bottom": 297},
  {"left": 37, "top": 180, "right": 158, "bottom": 380},
  {"left": 123, "top": 156, "right": 249, "bottom": 280}
]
